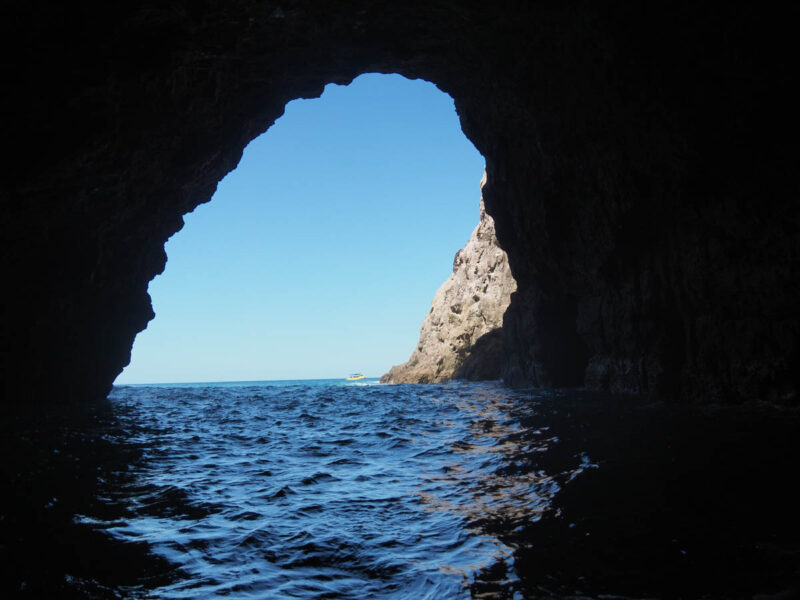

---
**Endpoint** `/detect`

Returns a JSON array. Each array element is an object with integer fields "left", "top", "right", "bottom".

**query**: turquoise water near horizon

[{"left": 115, "top": 377, "right": 382, "bottom": 388}]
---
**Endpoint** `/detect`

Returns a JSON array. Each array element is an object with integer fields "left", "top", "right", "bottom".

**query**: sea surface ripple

[{"left": 97, "top": 380, "right": 586, "bottom": 599}]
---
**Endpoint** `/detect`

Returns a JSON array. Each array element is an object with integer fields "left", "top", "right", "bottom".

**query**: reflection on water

[
  {"left": 2, "top": 382, "right": 798, "bottom": 599},
  {"left": 413, "top": 388, "right": 593, "bottom": 538}
]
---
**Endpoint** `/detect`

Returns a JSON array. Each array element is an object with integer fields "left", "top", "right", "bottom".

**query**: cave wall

[{"left": 2, "top": 1, "right": 797, "bottom": 403}]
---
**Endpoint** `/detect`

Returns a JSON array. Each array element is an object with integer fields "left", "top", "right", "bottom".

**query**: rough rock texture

[
  {"left": 381, "top": 177, "right": 516, "bottom": 383},
  {"left": 2, "top": 2, "right": 799, "bottom": 404}
]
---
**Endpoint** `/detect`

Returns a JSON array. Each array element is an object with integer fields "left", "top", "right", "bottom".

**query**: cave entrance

[{"left": 115, "top": 73, "right": 485, "bottom": 385}]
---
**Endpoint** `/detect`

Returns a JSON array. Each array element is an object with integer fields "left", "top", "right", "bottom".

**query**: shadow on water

[
  {"left": 487, "top": 392, "right": 800, "bottom": 599},
  {"left": 0, "top": 400, "right": 178, "bottom": 599}
]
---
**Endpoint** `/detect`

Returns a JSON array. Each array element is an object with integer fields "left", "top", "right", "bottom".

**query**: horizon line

[{"left": 114, "top": 375, "right": 380, "bottom": 386}]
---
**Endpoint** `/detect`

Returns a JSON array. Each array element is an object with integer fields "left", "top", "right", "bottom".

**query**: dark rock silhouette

[{"left": 2, "top": 3, "right": 798, "bottom": 404}]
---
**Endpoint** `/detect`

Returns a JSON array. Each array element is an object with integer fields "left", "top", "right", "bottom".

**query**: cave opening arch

[
  {"left": 115, "top": 73, "right": 488, "bottom": 385},
  {"left": 2, "top": 3, "right": 610, "bottom": 403}
]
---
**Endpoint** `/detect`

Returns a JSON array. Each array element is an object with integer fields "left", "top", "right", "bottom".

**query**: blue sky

[{"left": 115, "top": 73, "right": 484, "bottom": 384}]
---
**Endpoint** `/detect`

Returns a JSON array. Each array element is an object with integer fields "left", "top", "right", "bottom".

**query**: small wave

[
  {"left": 325, "top": 457, "right": 364, "bottom": 466},
  {"left": 300, "top": 472, "right": 339, "bottom": 485},
  {"left": 265, "top": 485, "right": 296, "bottom": 500}
]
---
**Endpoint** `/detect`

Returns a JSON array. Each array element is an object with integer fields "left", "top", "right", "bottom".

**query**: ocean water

[
  {"left": 97, "top": 379, "right": 579, "bottom": 599},
  {"left": 3, "top": 380, "right": 798, "bottom": 599}
]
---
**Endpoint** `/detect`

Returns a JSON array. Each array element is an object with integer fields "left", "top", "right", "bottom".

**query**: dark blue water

[
  {"left": 4, "top": 381, "right": 798, "bottom": 598},
  {"left": 96, "top": 380, "right": 587, "bottom": 599}
]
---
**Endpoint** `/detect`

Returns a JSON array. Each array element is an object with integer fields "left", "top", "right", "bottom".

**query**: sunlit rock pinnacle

[{"left": 381, "top": 173, "right": 516, "bottom": 384}]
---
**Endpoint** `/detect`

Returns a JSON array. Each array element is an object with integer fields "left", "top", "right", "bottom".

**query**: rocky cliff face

[
  {"left": 381, "top": 176, "right": 516, "bottom": 384},
  {"left": 2, "top": 3, "right": 798, "bottom": 404}
]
